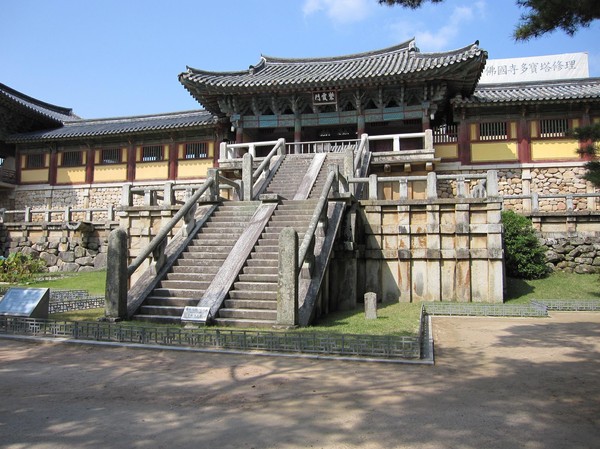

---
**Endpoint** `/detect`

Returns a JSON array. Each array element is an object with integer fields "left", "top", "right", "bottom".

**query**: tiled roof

[
  {"left": 180, "top": 39, "right": 487, "bottom": 113},
  {"left": 0, "top": 82, "right": 79, "bottom": 124},
  {"left": 7, "top": 110, "right": 217, "bottom": 143},
  {"left": 453, "top": 77, "right": 600, "bottom": 106}
]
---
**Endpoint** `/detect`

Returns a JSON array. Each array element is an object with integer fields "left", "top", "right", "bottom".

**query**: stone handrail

[
  {"left": 297, "top": 168, "right": 338, "bottom": 270},
  {"left": 240, "top": 139, "right": 285, "bottom": 200},
  {"left": 126, "top": 170, "right": 218, "bottom": 277},
  {"left": 220, "top": 140, "right": 281, "bottom": 160},
  {"left": 367, "top": 130, "right": 433, "bottom": 152},
  {"left": 353, "top": 134, "right": 369, "bottom": 175},
  {"left": 252, "top": 138, "right": 285, "bottom": 184},
  {"left": 504, "top": 192, "right": 600, "bottom": 213},
  {"left": 1, "top": 206, "right": 116, "bottom": 224},
  {"left": 349, "top": 171, "right": 499, "bottom": 200},
  {"left": 284, "top": 138, "right": 359, "bottom": 155}
]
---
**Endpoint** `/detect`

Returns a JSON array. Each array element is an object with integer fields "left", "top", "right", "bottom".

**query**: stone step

[
  {"left": 160, "top": 280, "right": 211, "bottom": 290},
  {"left": 175, "top": 258, "right": 224, "bottom": 267},
  {"left": 139, "top": 305, "right": 185, "bottom": 317},
  {"left": 144, "top": 296, "right": 200, "bottom": 307},
  {"left": 132, "top": 314, "right": 182, "bottom": 325},
  {"left": 170, "top": 265, "right": 220, "bottom": 275},
  {"left": 212, "top": 317, "right": 276, "bottom": 329},
  {"left": 218, "top": 308, "right": 277, "bottom": 320},
  {"left": 179, "top": 251, "right": 228, "bottom": 260},
  {"left": 186, "top": 245, "right": 232, "bottom": 253},
  {"left": 223, "top": 299, "right": 277, "bottom": 310},
  {"left": 245, "top": 258, "right": 278, "bottom": 268},
  {"left": 238, "top": 273, "right": 279, "bottom": 283},
  {"left": 152, "top": 288, "right": 206, "bottom": 299},
  {"left": 166, "top": 272, "right": 215, "bottom": 282},
  {"left": 228, "top": 290, "right": 277, "bottom": 300},
  {"left": 253, "top": 245, "right": 278, "bottom": 253},
  {"left": 248, "top": 251, "right": 278, "bottom": 260},
  {"left": 232, "top": 281, "right": 277, "bottom": 292}
]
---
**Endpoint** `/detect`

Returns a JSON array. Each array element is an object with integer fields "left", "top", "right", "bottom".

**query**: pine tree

[{"left": 378, "top": 0, "right": 600, "bottom": 41}]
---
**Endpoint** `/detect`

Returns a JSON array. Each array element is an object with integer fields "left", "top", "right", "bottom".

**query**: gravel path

[{"left": 1, "top": 312, "right": 599, "bottom": 449}]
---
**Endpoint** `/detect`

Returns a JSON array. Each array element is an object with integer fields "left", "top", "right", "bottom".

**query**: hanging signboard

[
  {"left": 479, "top": 52, "right": 589, "bottom": 84},
  {"left": 312, "top": 90, "right": 338, "bottom": 106}
]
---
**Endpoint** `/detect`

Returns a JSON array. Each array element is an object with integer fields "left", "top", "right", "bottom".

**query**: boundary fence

[{"left": 1, "top": 295, "right": 599, "bottom": 361}]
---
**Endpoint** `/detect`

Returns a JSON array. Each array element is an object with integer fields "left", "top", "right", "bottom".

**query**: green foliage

[
  {"left": 501, "top": 211, "right": 548, "bottom": 279},
  {"left": 378, "top": 0, "right": 600, "bottom": 40},
  {"left": 572, "top": 123, "right": 600, "bottom": 187},
  {"left": 0, "top": 253, "right": 46, "bottom": 283}
]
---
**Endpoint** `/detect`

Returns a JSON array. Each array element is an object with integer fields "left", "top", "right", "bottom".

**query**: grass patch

[
  {"left": 19, "top": 270, "right": 107, "bottom": 296},
  {"left": 51, "top": 308, "right": 105, "bottom": 321},
  {"left": 300, "top": 302, "right": 422, "bottom": 336},
  {"left": 505, "top": 272, "right": 600, "bottom": 303}
]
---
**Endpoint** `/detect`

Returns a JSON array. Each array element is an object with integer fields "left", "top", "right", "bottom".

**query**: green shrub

[
  {"left": 0, "top": 252, "right": 46, "bottom": 283},
  {"left": 501, "top": 210, "right": 548, "bottom": 279}
]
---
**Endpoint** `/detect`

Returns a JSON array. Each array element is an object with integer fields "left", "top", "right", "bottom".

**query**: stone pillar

[
  {"left": 277, "top": 227, "right": 298, "bottom": 327},
  {"left": 242, "top": 153, "right": 253, "bottom": 201},
  {"left": 105, "top": 227, "right": 128, "bottom": 320},
  {"left": 426, "top": 172, "right": 438, "bottom": 200},
  {"left": 364, "top": 292, "right": 377, "bottom": 319}
]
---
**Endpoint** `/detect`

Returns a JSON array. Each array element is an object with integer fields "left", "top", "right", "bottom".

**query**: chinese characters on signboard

[
  {"left": 479, "top": 53, "right": 589, "bottom": 84},
  {"left": 312, "top": 90, "right": 337, "bottom": 106}
]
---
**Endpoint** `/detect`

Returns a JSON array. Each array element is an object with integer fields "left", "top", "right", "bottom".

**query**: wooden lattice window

[
  {"left": 101, "top": 148, "right": 122, "bottom": 164},
  {"left": 62, "top": 151, "right": 83, "bottom": 167},
  {"left": 433, "top": 124, "right": 458, "bottom": 143},
  {"left": 26, "top": 153, "right": 45, "bottom": 169},
  {"left": 184, "top": 142, "right": 208, "bottom": 159},
  {"left": 141, "top": 145, "right": 163, "bottom": 162},
  {"left": 479, "top": 122, "right": 507, "bottom": 141},
  {"left": 540, "top": 119, "right": 569, "bottom": 138}
]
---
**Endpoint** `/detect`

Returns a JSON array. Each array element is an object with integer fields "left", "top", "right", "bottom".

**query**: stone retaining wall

[
  {"left": 541, "top": 236, "right": 600, "bottom": 274},
  {"left": 0, "top": 226, "right": 110, "bottom": 273}
]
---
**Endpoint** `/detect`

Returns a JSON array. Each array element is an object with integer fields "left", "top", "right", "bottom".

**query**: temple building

[{"left": 1, "top": 39, "right": 598, "bottom": 213}]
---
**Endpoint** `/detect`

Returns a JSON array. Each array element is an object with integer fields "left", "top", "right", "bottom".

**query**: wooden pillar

[
  {"left": 49, "top": 149, "right": 58, "bottom": 186},
  {"left": 294, "top": 115, "right": 302, "bottom": 142},
  {"left": 457, "top": 120, "right": 471, "bottom": 165},
  {"left": 85, "top": 148, "right": 94, "bottom": 184},
  {"left": 517, "top": 110, "right": 531, "bottom": 163},
  {"left": 235, "top": 124, "right": 243, "bottom": 144},
  {"left": 168, "top": 144, "right": 177, "bottom": 180},
  {"left": 357, "top": 113, "right": 365, "bottom": 137},
  {"left": 127, "top": 145, "right": 136, "bottom": 182}
]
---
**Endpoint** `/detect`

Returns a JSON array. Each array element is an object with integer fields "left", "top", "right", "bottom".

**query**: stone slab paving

[{"left": 0, "top": 312, "right": 599, "bottom": 449}]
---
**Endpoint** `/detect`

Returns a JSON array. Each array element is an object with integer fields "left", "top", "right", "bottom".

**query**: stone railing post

[
  {"left": 486, "top": 170, "right": 499, "bottom": 197},
  {"left": 242, "top": 153, "right": 253, "bottom": 201},
  {"left": 399, "top": 178, "right": 408, "bottom": 200},
  {"left": 24, "top": 206, "right": 31, "bottom": 222},
  {"left": 369, "top": 174, "right": 378, "bottom": 200},
  {"left": 427, "top": 172, "right": 438, "bottom": 200},
  {"left": 105, "top": 227, "right": 128, "bottom": 320},
  {"left": 566, "top": 194, "right": 574, "bottom": 211},
  {"left": 456, "top": 176, "right": 467, "bottom": 198},
  {"left": 277, "top": 227, "right": 298, "bottom": 327},
  {"left": 424, "top": 129, "right": 433, "bottom": 150},
  {"left": 207, "top": 168, "right": 220, "bottom": 201},
  {"left": 219, "top": 141, "right": 228, "bottom": 160},
  {"left": 120, "top": 183, "right": 133, "bottom": 207},
  {"left": 531, "top": 192, "right": 539, "bottom": 212},
  {"left": 163, "top": 181, "right": 175, "bottom": 207},
  {"left": 64, "top": 206, "right": 71, "bottom": 222}
]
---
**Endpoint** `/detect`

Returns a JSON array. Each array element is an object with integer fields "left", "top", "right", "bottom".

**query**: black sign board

[
  {"left": 0, "top": 288, "right": 50, "bottom": 319},
  {"left": 312, "top": 90, "right": 338, "bottom": 106}
]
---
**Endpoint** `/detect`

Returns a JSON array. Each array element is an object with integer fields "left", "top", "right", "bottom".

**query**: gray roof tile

[
  {"left": 453, "top": 78, "right": 600, "bottom": 106},
  {"left": 0, "top": 82, "right": 79, "bottom": 124},
  {"left": 7, "top": 110, "right": 217, "bottom": 143},
  {"left": 180, "top": 39, "right": 487, "bottom": 113}
]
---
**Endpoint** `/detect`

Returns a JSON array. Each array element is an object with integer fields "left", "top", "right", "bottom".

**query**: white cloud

[
  {"left": 390, "top": 1, "right": 487, "bottom": 51},
  {"left": 302, "top": 0, "right": 373, "bottom": 25}
]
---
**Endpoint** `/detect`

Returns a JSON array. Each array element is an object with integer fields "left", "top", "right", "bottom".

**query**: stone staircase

[
  {"left": 263, "top": 154, "right": 314, "bottom": 199},
  {"left": 132, "top": 202, "right": 259, "bottom": 324},
  {"left": 215, "top": 199, "right": 318, "bottom": 328}
]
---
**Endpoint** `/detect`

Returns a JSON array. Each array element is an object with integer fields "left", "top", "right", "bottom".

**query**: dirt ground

[{"left": 0, "top": 312, "right": 599, "bottom": 449}]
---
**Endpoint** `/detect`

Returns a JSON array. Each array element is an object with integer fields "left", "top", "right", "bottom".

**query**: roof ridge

[
  {"left": 67, "top": 109, "right": 212, "bottom": 125},
  {"left": 0, "top": 82, "right": 76, "bottom": 119},
  {"left": 261, "top": 38, "right": 417, "bottom": 64}
]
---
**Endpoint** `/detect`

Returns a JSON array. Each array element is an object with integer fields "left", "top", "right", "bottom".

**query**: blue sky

[{"left": 2, "top": 0, "right": 598, "bottom": 119}]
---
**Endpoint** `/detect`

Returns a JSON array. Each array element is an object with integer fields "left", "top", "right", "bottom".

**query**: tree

[
  {"left": 378, "top": 0, "right": 600, "bottom": 41},
  {"left": 573, "top": 123, "right": 600, "bottom": 187},
  {"left": 501, "top": 211, "right": 548, "bottom": 279}
]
